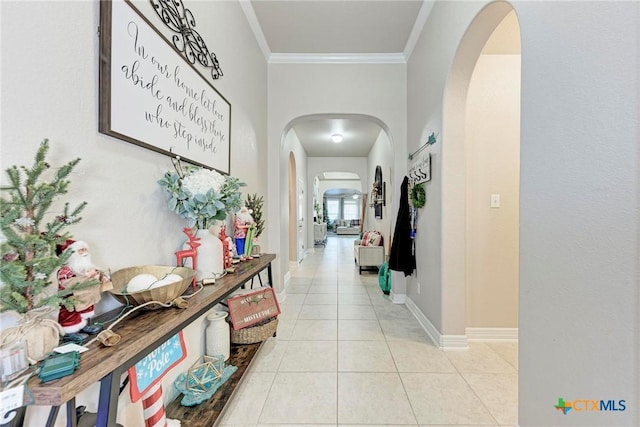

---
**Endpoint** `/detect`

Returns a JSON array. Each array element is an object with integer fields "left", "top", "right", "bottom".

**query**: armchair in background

[{"left": 354, "top": 231, "right": 384, "bottom": 274}]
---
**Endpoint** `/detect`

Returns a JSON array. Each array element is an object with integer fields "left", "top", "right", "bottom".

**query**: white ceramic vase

[
  {"left": 205, "top": 311, "right": 230, "bottom": 361},
  {"left": 184, "top": 226, "right": 224, "bottom": 281}
]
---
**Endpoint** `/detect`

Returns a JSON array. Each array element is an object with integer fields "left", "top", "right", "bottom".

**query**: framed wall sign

[
  {"left": 99, "top": 0, "right": 231, "bottom": 173},
  {"left": 409, "top": 153, "right": 431, "bottom": 185},
  {"left": 227, "top": 288, "right": 281, "bottom": 330}
]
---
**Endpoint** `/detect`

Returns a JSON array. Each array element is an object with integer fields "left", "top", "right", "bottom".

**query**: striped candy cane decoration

[
  {"left": 142, "top": 382, "right": 180, "bottom": 427},
  {"left": 141, "top": 382, "right": 166, "bottom": 427},
  {"left": 141, "top": 383, "right": 181, "bottom": 427}
]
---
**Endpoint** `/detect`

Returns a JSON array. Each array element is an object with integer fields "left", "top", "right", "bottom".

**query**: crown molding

[
  {"left": 269, "top": 53, "right": 406, "bottom": 64},
  {"left": 404, "top": 0, "right": 435, "bottom": 60},
  {"left": 239, "top": 0, "right": 271, "bottom": 61},
  {"left": 241, "top": 0, "right": 433, "bottom": 65}
]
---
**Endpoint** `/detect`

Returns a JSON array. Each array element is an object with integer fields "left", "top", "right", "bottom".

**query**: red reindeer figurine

[
  {"left": 175, "top": 228, "right": 201, "bottom": 288},
  {"left": 219, "top": 225, "right": 232, "bottom": 270}
]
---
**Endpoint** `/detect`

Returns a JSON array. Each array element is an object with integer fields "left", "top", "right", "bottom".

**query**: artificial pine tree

[
  {"left": 0, "top": 139, "right": 96, "bottom": 314},
  {"left": 244, "top": 193, "right": 265, "bottom": 239},
  {"left": 322, "top": 200, "right": 329, "bottom": 224}
]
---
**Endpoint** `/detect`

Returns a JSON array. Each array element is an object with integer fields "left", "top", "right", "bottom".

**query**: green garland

[{"left": 410, "top": 183, "right": 426, "bottom": 208}]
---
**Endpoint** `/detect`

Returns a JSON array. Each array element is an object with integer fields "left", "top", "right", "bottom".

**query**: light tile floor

[{"left": 219, "top": 236, "right": 518, "bottom": 426}]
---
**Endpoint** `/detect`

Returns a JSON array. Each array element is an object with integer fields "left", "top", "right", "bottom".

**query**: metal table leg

[
  {"left": 45, "top": 406, "right": 59, "bottom": 427},
  {"left": 267, "top": 262, "right": 273, "bottom": 287},
  {"left": 65, "top": 398, "right": 77, "bottom": 427},
  {"left": 96, "top": 372, "right": 119, "bottom": 427}
]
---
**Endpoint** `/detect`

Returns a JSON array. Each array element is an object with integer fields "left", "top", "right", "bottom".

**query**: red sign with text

[{"left": 227, "top": 288, "right": 280, "bottom": 330}]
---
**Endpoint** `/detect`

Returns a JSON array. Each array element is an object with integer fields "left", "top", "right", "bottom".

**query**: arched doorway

[
  {"left": 317, "top": 179, "right": 363, "bottom": 241},
  {"left": 442, "top": 2, "right": 521, "bottom": 339},
  {"left": 280, "top": 113, "right": 395, "bottom": 278},
  {"left": 465, "top": 10, "right": 520, "bottom": 338}
]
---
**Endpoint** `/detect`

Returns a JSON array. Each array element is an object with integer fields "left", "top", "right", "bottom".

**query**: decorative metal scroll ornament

[{"left": 150, "top": 0, "right": 223, "bottom": 80}]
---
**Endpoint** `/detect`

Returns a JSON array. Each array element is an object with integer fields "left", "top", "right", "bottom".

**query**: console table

[
  {"left": 313, "top": 222, "right": 327, "bottom": 246},
  {"left": 22, "top": 254, "right": 276, "bottom": 427}
]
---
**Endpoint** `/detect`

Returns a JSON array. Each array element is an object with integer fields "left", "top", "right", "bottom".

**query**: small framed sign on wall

[{"left": 99, "top": 0, "right": 231, "bottom": 173}]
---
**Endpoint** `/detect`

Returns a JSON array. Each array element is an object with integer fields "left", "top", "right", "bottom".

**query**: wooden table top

[{"left": 28, "top": 254, "right": 276, "bottom": 406}]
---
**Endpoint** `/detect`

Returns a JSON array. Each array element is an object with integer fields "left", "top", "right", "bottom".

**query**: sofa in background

[
  {"left": 335, "top": 219, "right": 361, "bottom": 235},
  {"left": 354, "top": 231, "right": 384, "bottom": 274}
]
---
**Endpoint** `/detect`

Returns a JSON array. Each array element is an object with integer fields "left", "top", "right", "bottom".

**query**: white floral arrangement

[{"left": 158, "top": 157, "right": 245, "bottom": 229}]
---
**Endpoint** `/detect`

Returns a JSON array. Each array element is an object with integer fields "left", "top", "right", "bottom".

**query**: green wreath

[{"left": 410, "top": 183, "right": 426, "bottom": 208}]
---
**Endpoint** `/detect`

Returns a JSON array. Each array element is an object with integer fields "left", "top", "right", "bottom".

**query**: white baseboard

[
  {"left": 466, "top": 327, "right": 519, "bottom": 342},
  {"left": 283, "top": 271, "right": 291, "bottom": 288},
  {"left": 276, "top": 288, "right": 287, "bottom": 304},
  {"left": 278, "top": 271, "right": 291, "bottom": 303},
  {"left": 390, "top": 291, "right": 406, "bottom": 304},
  {"left": 440, "top": 335, "right": 469, "bottom": 351},
  {"left": 406, "top": 297, "right": 468, "bottom": 351}
]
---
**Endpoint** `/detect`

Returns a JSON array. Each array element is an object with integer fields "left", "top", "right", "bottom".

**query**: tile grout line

[{"left": 445, "top": 344, "right": 502, "bottom": 426}]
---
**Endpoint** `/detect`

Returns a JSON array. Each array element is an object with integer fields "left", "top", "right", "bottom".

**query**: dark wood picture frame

[
  {"left": 374, "top": 165, "right": 384, "bottom": 219},
  {"left": 99, "top": 0, "right": 231, "bottom": 173}
]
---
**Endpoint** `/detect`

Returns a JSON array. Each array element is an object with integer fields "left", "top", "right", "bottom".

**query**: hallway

[{"left": 219, "top": 236, "right": 518, "bottom": 426}]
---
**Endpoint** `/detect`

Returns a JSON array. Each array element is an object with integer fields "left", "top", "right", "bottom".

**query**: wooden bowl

[{"left": 108, "top": 265, "right": 195, "bottom": 309}]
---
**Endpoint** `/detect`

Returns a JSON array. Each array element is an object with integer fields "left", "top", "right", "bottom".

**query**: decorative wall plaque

[{"left": 99, "top": 0, "right": 230, "bottom": 173}]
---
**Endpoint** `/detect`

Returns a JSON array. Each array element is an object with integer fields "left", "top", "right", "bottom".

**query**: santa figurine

[
  {"left": 56, "top": 239, "right": 112, "bottom": 334},
  {"left": 233, "top": 206, "right": 254, "bottom": 259}
]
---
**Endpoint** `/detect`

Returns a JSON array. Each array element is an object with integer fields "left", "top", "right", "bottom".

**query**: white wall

[
  {"left": 1, "top": 0, "right": 267, "bottom": 425},
  {"left": 268, "top": 63, "right": 407, "bottom": 298},
  {"left": 407, "top": 0, "right": 487, "bottom": 333},
  {"left": 516, "top": 2, "right": 638, "bottom": 425},
  {"left": 408, "top": 1, "right": 639, "bottom": 425},
  {"left": 465, "top": 53, "right": 520, "bottom": 328}
]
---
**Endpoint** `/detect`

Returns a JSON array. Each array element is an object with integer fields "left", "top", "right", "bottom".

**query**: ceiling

[
  {"left": 246, "top": 0, "right": 431, "bottom": 159},
  {"left": 292, "top": 117, "right": 383, "bottom": 157},
  {"left": 250, "top": 0, "right": 425, "bottom": 55}
]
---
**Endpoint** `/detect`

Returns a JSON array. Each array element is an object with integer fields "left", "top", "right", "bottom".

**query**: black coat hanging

[{"left": 389, "top": 176, "right": 416, "bottom": 276}]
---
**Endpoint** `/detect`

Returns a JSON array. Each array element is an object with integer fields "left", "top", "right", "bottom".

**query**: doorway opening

[
  {"left": 465, "top": 10, "right": 521, "bottom": 337},
  {"left": 442, "top": 3, "right": 521, "bottom": 340},
  {"left": 281, "top": 113, "right": 394, "bottom": 278}
]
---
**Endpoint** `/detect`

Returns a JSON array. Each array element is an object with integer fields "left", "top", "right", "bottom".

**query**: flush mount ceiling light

[{"left": 331, "top": 134, "right": 343, "bottom": 143}]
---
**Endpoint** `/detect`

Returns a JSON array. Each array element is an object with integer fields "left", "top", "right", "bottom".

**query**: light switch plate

[{"left": 490, "top": 194, "right": 501, "bottom": 208}]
